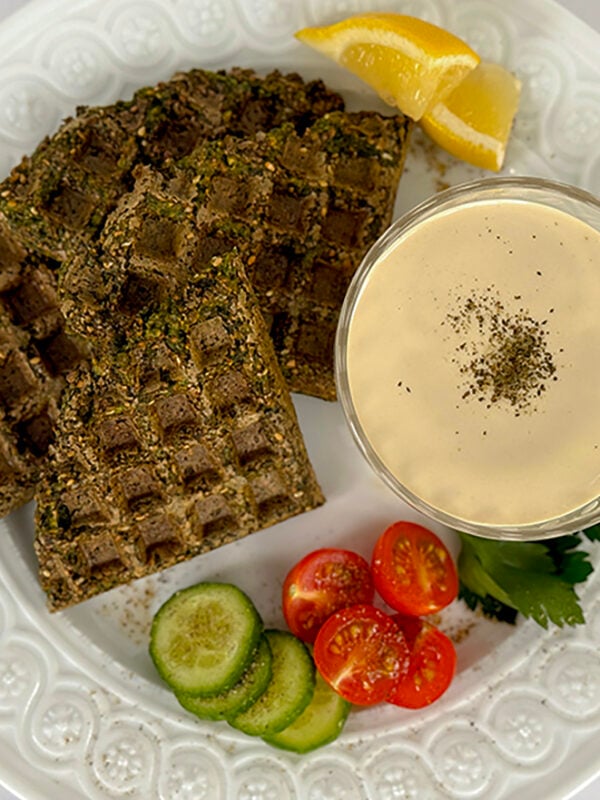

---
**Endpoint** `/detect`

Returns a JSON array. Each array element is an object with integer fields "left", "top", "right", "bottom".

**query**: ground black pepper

[{"left": 446, "top": 287, "right": 557, "bottom": 414}]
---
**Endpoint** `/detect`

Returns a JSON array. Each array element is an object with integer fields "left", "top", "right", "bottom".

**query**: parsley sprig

[{"left": 457, "top": 527, "right": 599, "bottom": 629}]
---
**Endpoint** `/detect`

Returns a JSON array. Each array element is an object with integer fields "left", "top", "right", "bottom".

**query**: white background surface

[{"left": 0, "top": 0, "right": 598, "bottom": 798}]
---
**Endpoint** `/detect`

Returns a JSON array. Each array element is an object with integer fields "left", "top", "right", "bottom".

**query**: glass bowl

[{"left": 335, "top": 176, "right": 600, "bottom": 541}]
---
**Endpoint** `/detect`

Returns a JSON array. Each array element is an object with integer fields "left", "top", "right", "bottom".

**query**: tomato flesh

[
  {"left": 387, "top": 614, "right": 457, "bottom": 708},
  {"left": 371, "top": 522, "right": 458, "bottom": 616},
  {"left": 314, "top": 604, "right": 410, "bottom": 706},
  {"left": 282, "top": 548, "right": 374, "bottom": 643}
]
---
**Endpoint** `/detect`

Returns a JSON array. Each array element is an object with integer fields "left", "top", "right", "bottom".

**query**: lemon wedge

[
  {"left": 421, "top": 61, "right": 522, "bottom": 171},
  {"left": 295, "top": 13, "right": 480, "bottom": 120}
]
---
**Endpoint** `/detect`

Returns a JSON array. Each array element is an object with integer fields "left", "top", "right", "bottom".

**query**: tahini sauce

[{"left": 346, "top": 200, "right": 600, "bottom": 526}]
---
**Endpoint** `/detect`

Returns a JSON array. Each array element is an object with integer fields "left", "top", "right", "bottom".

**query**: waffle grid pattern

[
  {"left": 0, "top": 68, "right": 344, "bottom": 517},
  {"left": 35, "top": 170, "right": 324, "bottom": 610},
  {"left": 180, "top": 111, "right": 412, "bottom": 398}
]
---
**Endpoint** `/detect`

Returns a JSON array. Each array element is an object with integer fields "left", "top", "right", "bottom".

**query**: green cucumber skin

[
  {"left": 175, "top": 635, "right": 273, "bottom": 721},
  {"left": 262, "top": 672, "right": 351, "bottom": 754},
  {"left": 228, "top": 629, "right": 316, "bottom": 737},
  {"left": 149, "top": 582, "right": 262, "bottom": 697}
]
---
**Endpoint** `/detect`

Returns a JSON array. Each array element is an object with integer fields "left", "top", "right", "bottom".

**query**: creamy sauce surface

[{"left": 347, "top": 200, "right": 600, "bottom": 525}]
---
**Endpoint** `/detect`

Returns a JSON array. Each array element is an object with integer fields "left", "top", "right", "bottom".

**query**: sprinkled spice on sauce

[{"left": 446, "top": 288, "right": 557, "bottom": 414}]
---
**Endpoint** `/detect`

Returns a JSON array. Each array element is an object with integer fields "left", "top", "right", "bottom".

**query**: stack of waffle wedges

[{"left": 0, "top": 67, "right": 412, "bottom": 610}]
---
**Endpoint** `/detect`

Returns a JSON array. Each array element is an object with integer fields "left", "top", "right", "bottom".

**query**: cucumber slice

[
  {"left": 176, "top": 634, "right": 272, "bottom": 721},
  {"left": 263, "top": 670, "right": 351, "bottom": 753},
  {"left": 229, "top": 629, "right": 315, "bottom": 737},
  {"left": 150, "top": 582, "right": 262, "bottom": 696}
]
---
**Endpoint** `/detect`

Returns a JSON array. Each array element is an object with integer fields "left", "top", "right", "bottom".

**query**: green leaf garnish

[
  {"left": 457, "top": 530, "right": 595, "bottom": 629},
  {"left": 545, "top": 535, "right": 593, "bottom": 585},
  {"left": 582, "top": 524, "right": 600, "bottom": 542},
  {"left": 458, "top": 582, "right": 518, "bottom": 624}
]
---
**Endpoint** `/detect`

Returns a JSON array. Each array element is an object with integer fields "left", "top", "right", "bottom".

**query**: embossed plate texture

[{"left": 0, "top": 1, "right": 600, "bottom": 799}]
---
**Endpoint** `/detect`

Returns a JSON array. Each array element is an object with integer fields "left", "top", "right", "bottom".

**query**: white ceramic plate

[{"left": 1, "top": 1, "right": 600, "bottom": 798}]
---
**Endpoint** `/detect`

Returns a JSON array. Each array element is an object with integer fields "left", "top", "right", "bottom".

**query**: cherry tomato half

[
  {"left": 371, "top": 522, "right": 458, "bottom": 616},
  {"left": 314, "top": 604, "right": 410, "bottom": 706},
  {"left": 387, "top": 614, "right": 457, "bottom": 709},
  {"left": 282, "top": 548, "right": 374, "bottom": 643}
]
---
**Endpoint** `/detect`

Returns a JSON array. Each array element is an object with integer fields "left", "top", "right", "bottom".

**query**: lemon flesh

[
  {"left": 421, "top": 61, "right": 522, "bottom": 171},
  {"left": 296, "top": 13, "right": 480, "bottom": 120}
]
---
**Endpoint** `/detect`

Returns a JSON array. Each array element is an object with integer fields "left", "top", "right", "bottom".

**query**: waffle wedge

[
  {"left": 176, "top": 110, "right": 412, "bottom": 399},
  {"left": 0, "top": 68, "right": 342, "bottom": 518},
  {"left": 1, "top": 68, "right": 344, "bottom": 260},
  {"left": 34, "top": 168, "right": 324, "bottom": 610}
]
